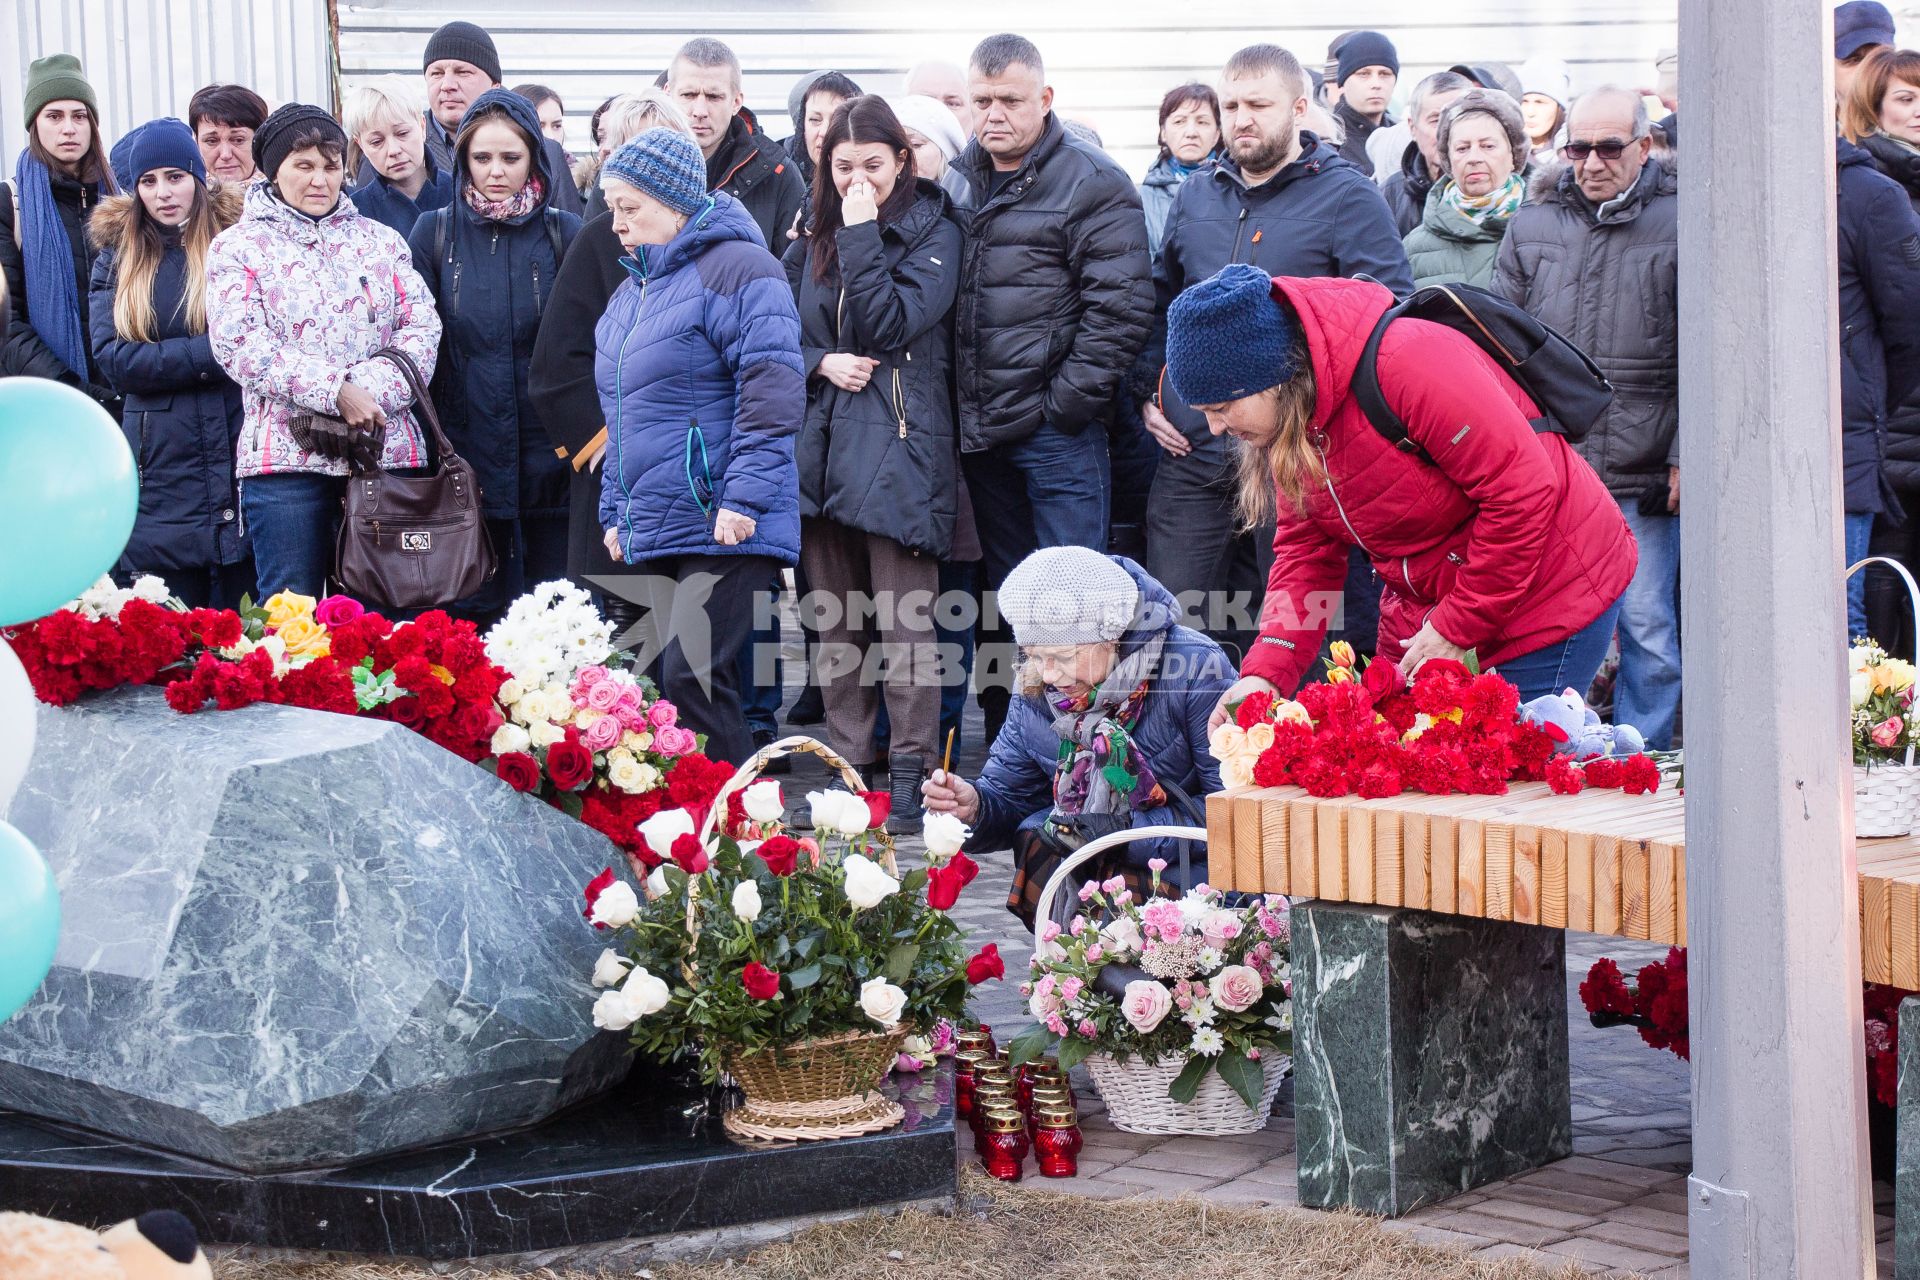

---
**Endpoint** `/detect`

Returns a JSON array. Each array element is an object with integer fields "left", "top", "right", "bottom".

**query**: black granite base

[
  {"left": 0, "top": 1061, "right": 956, "bottom": 1259},
  {"left": 1897, "top": 996, "right": 1920, "bottom": 1279}
]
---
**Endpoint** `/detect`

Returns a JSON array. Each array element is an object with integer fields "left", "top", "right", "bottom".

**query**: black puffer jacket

[
  {"left": 1834, "top": 137, "right": 1920, "bottom": 515},
  {"left": 950, "top": 113, "right": 1153, "bottom": 451},
  {"left": 0, "top": 164, "right": 109, "bottom": 395},
  {"left": 707, "top": 107, "right": 807, "bottom": 253},
  {"left": 1333, "top": 100, "right": 1391, "bottom": 178},
  {"left": 785, "top": 182, "right": 964, "bottom": 556},
  {"left": 1494, "top": 158, "right": 1680, "bottom": 502},
  {"left": 1381, "top": 139, "right": 1436, "bottom": 237},
  {"left": 1860, "top": 132, "right": 1920, "bottom": 492}
]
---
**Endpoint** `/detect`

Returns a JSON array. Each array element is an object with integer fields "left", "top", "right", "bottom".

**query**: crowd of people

[{"left": 3, "top": 9, "right": 1916, "bottom": 878}]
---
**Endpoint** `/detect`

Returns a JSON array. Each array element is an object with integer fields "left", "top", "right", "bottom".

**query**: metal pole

[{"left": 1680, "top": 0, "right": 1874, "bottom": 1274}]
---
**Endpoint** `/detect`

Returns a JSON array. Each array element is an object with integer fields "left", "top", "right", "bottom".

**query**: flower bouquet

[
  {"left": 580, "top": 738, "right": 1002, "bottom": 1141},
  {"left": 1006, "top": 863, "right": 1292, "bottom": 1135},
  {"left": 1850, "top": 641, "right": 1920, "bottom": 835}
]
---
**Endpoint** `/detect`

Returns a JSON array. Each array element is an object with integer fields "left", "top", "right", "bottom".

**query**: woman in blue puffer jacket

[{"left": 595, "top": 127, "right": 804, "bottom": 765}]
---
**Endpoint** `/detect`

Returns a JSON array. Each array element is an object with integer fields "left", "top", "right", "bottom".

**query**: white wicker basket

[
  {"left": 1085, "top": 1050, "right": 1290, "bottom": 1136},
  {"left": 1854, "top": 763, "right": 1920, "bottom": 837}
]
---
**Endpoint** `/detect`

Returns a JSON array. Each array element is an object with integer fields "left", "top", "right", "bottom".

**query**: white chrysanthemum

[{"left": 1191, "top": 1027, "right": 1225, "bottom": 1056}]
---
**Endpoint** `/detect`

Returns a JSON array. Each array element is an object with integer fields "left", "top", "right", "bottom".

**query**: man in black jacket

[
  {"left": 950, "top": 33, "right": 1153, "bottom": 738},
  {"left": 1330, "top": 30, "right": 1398, "bottom": 177},
  {"left": 1142, "top": 43, "right": 1412, "bottom": 669},
  {"left": 667, "top": 37, "right": 806, "bottom": 252}
]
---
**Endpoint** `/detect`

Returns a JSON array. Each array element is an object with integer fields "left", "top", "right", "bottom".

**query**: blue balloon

[
  {"left": 0, "top": 819, "right": 59, "bottom": 1024},
  {"left": 0, "top": 379, "right": 137, "bottom": 627}
]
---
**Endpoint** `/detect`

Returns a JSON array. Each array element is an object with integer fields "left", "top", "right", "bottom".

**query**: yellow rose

[
  {"left": 275, "top": 615, "right": 330, "bottom": 659},
  {"left": 1244, "top": 721, "right": 1277, "bottom": 753},
  {"left": 263, "top": 590, "right": 316, "bottom": 628},
  {"left": 1326, "top": 666, "right": 1354, "bottom": 685},
  {"left": 1329, "top": 640, "right": 1356, "bottom": 669}
]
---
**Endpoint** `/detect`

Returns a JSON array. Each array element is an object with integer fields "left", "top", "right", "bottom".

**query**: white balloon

[{"left": 0, "top": 637, "right": 34, "bottom": 813}]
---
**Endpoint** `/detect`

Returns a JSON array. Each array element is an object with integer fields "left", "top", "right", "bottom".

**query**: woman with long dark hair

[
  {"left": 88, "top": 119, "right": 252, "bottom": 609},
  {"left": 2, "top": 55, "right": 119, "bottom": 409},
  {"left": 1139, "top": 82, "right": 1220, "bottom": 261},
  {"left": 408, "top": 88, "right": 582, "bottom": 623},
  {"left": 781, "top": 95, "right": 964, "bottom": 832}
]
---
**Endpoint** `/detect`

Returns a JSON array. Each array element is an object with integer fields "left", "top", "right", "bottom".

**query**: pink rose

[
  {"left": 1120, "top": 980, "right": 1173, "bottom": 1034},
  {"left": 1873, "top": 716, "right": 1906, "bottom": 749},
  {"left": 615, "top": 685, "right": 645, "bottom": 713},
  {"left": 647, "top": 701, "right": 679, "bottom": 729},
  {"left": 314, "top": 595, "right": 364, "bottom": 627},
  {"left": 654, "top": 724, "right": 697, "bottom": 756},
  {"left": 1060, "top": 977, "right": 1084, "bottom": 1001},
  {"left": 582, "top": 713, "right": 623, "bottom": 752},
  {"left": 895, "top": 1053, "right": 927, "bottom": 1073},
  {"left": 1201, "top": 910, "right": 1244, "bottom": 949},
  {"left": 575, "top": 665, "right": 609, "bottom": 690},
  {"left": 1045, "top": 1013, "right": 1069, "bottom": 1036},
  {"left": 617, "top": 707, "right": 649, "bottom": 733},
  {"left": 587, "top": 680, "right": 622, "bottom": 712},
  {"left": 1076, "top": 1018, "right": 1097, "bottom": 1038},
  {"left": 1209, "top": 964, "right": 1264, "bottom": 1013}
]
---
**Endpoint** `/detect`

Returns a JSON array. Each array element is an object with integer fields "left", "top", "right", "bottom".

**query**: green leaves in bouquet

[
  {"left": 1167, "top": 1054, "right": 1212, "bottom": 1104},
  {"left": 352, "top": 660, "right": 403, "bottom": 711},
  {"left": 1007, "top": 1022, "right": 1055, "bottom": 1068},
  {"left": 235, "top": 592, "right": 270, "bottom": 642},
  {"left": 883, "top": 942, "right": 920, "bottom": 984},
  {"left": 1214, "top": 1048, "right": 1265, "bottom": 1110}
]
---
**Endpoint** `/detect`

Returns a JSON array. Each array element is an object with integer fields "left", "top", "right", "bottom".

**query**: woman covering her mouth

[{"left": 1165, "top": 263, "right": 1637, "bottom": 725}]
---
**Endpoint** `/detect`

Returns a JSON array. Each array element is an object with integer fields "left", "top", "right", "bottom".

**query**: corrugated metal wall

[
  {"left": 333, "top": 0, "right": 1693, "bottom": 181},
  {"left": 0, "top": 0, "right": 334, "bottom": 154}
]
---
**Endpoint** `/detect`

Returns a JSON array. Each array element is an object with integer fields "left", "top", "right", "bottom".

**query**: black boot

[
  {"left": 886, "top": 755, "right": 924, "bottom": 836},
  {"left": 789, "top": 684, "right": 826, "bottom": 725}
]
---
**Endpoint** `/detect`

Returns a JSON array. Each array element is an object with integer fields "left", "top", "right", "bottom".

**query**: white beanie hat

[
  {"left": 997, "top": 548, "right": 1141, "bottom": 648},
  {"left": 1518, "top": 56, "right": 1572, "bottom": 108},
  {"left": 889, "top": 92, "right": 967, "bottom": 163}
]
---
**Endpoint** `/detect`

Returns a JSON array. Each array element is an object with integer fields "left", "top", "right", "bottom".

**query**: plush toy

[
  {"left": 1519, "top": 688, "right": 1647, "bottom": 760},
  {"left": 0, "top": 1209, "right": 213, "bottom": 1280}
]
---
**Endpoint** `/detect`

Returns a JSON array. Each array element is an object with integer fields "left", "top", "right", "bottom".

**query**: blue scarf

[{"left": 12, "top": 150, "right": 90, "bottom": 379}]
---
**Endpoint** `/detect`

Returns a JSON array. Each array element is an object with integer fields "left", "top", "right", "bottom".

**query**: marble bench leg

[
  {"left": 1290, "top": 900, "right": 1573, "bottom": 1216},
  {"left": 1899, "top": 996, "right": 1920, "bottom": 1279}
]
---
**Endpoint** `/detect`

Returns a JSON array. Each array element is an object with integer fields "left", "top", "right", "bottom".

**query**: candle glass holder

[
  {"left": 981, "top": 1110, "right": 1030, "bottom": 1181},
  {"left": 1033, "top": 1106, "right": 1083, "bottom": 1178}
]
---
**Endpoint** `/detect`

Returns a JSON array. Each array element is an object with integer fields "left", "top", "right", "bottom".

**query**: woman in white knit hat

[
  {"left": 922, "top": 546, "right": 1234, "bottom": 926},
  {"left": 888, "top": 93, "right": 966, "bottom": 185}
]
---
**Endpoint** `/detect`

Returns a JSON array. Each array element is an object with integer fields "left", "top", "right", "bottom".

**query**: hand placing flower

[{"left": 922, "top": 809, "right": 971, "bottom": 858}]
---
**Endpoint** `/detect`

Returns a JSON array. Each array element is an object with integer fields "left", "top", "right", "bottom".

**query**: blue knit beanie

[
  {"left": 602, "top": 127, "right": 708, "bottom": 217},
  {"left": 1165, "top": 265, "right": 1300, "bottom": 407},
  {"left": 1336, "top": 31, "right": 1399, "bottom": 85},
  {"left": 122, "top": 118, "right": 205, "bottom": 189}
]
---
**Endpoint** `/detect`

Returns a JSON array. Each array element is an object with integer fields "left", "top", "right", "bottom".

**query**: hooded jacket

[
  {"left": 424, "top": 111, "right": 583, "bottom": 217},
  {"left": 0, "top": 162, "right": 107, "bottom": 392},
  {"left": 786, "top": 181, "right": 964, "bottom": 556},
  {"left": 706, "top": 107, "right": 807, "bottom": 254},
  {"left": 407, "top": 89, "right": 582, "bottom": 521},
  {"left": 349, "top": 146, "right": 453, "bottom": 241},
  {"left": 1147, "top": 137, "right": 1415, "bottom": 457},
  {"left": 1493, "top": 157, "right": 1679, "bottom": 502},
  {"left": 950, "top": 113, "right": 1154, "bottom": 451},
  {"left": 1835, "top": 137, "right": 1920, "bottom": 516},
  {"left": 966, "top": 556, "right": 1234, "bottom": 871},
  {"left": 1401, "top": 180, "right": 1513, "bottom": 289},
  {"left": 87, "top": 182, "right": 248, "bottom": 575},
  {"left": 1381, "top": 140, "right": 1437, "bottom": 237},
  {"left": 1241, "top": 275, "right": 1637, "bottom": 695},
  {"left": 205, "top": 182, "right": 441, "bottom": 479},
  {"left": 1857, "top": 132, "right": 1920, "bottom": 494},
  {"left": 595, "top": 192, "right": 804, "bottom": 565},
  {"left": 1139, "top": 153, "right": 1200, "bottom": 262}
]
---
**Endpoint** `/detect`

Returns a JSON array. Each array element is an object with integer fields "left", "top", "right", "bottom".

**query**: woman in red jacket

[{"left": 1163, "top": 265, "right": 1637, "bottom": 725}]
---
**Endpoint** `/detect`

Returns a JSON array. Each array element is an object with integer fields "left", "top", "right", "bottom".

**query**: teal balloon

[
  {"left": 0, "top": 820, "right": 59, "bottom": 1024},
  {"left": 0, "top": 379, "right": 137, "bottom": 627}
]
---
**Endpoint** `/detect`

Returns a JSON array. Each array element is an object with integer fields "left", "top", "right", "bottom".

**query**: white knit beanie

[
  {"left": 997, "top": 548, "right": 1141, "bottom": 648},
  {"left": 889, "top": 93, "right": 967, "bottom": 163}
]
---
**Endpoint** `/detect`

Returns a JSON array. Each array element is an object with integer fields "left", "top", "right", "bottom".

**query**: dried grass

[{"left": 212, "top": 1171, "right": 1597, "bottom": 1280}]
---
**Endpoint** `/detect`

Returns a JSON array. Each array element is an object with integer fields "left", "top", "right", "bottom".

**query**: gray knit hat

[
  {"left": 602, "top": 126, "right": 708, "bottom": 216},
  {"left": 997, "top": 548, "right": 1141, "bottom": 648}
]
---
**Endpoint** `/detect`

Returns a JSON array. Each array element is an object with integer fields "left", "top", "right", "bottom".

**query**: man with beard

[{"left": 1142, "top": 42, "right": 1410, "bottom": 669}]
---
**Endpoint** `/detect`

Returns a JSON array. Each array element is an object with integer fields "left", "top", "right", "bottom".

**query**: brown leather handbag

[{"left": 334, "top": 347, "right": 496, "bottom": 610}]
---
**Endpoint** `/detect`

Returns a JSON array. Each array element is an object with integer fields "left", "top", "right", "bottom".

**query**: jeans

[
  {"left": 624, "top": 553, "right": 781, "bottom": 766},
  {"left": 242, "top": 473, "right": 344, "bottom": 597},
  {"left": 1145, "top": 448, "right": 1274, "bottom": 669},
  {"left": 1848, "top": 511, "right": 1875, "bottom": 641},
  {"left": 1490, "top": 596, "right": 1625, "bottom": 705},
  {"left": 1615, "top": 506, "right": 1682, "bottom": 750}
]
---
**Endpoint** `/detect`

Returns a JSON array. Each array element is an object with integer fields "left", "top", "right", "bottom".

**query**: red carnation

[
  {"left": 1234, "top": 690, "right": 1275, "bottom": 729},
  {"left": 1619, "top": 753, "right": 1662, "bottom": 796},
  {"left": 757, "top": 835, "right": 802, "bottom": 876},
  {"left": 1583, "top": 757, "right": 1625, "bottom": 789},
  {"left": 859, "top": 789, "right": 891, "bottom": 830},
  {"left": 741, "top": 962, "right": 781, "bottom": 1001},
  {"left": 496, "top": 752, "right": 542, "bottom": 793},
  {"left": 583, "top": 867, "right": 615, "bottom": 923},
  {"left": 1546, "top": 755, "right": 1586, "bottom": 795},
  {"left": 1578, "top": 957, "right": 1636, "bottom": 1018},
  {"left": 1356, "top": 761, "right": 1403, "bottom": 799},
  {"left": 965, "top": 943, "right": 1005, "bottom": 985},
  {"left": 670, "top": 832, "right": 709, "bottom": 876},
  {"left": 547, "top": 738, "right": 595, "bottom": 791}
]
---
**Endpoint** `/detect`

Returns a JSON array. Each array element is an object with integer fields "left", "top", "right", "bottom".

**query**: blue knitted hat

[
  {"left": 1165, "top": 265, "right": 1301, "bottom": 406},
  {"left": 602, "top": 127, "right": 708, "bottom": 217},
  {"left": 123, "top": 118, "right": 205, "bottom": 188}
]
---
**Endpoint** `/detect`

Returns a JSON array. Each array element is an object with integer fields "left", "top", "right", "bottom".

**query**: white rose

[
  {"left": 631, "top": 761, "right": 662, "bottom": 792},
  {"left": 922, "top": 810, "right": 971, "bottom": 859},
  {"left": 528, "top": 719, "right": 566, "bottom": 749},
  {"left": 591, "top": 947, "right": 633, "bottom": 988},
  {"left": 1099, "top": 916, "right": 1145, "bottom": 959},
  {"left": 859, "top": 977, "right": 907, "bottom": 1028},
  {"left": 592, "top": 987, "right": 641, "bottom": 1031},
  {"left": 645, "top": 865, "right": 670, "bottom": 899},
  {"left": 742, "top": 780, "right": 785, "bottom": 823},
  {"left": 807, "top": 789, "right": 869, "bottom": 835},
  {"left": 638, "top": 808, "right": 696, "bottom": 859},
  {"left": 1852, "top": 670, "right": 1873, "bottom": 707},
  {"left": 901, "top": 1034, "right": 933, "bottom": 1058},
  {"left": 514, "top": 689, "right": 552, "bottom": 726},
  {"left": 841, "top": 853, "right": 900, "bottom": 909},
  {"left": 732, "top": 880, "right": 763, "bottom": 922},
  {"left": 607, "top": 752, "right": 647, "bottom": 793},
  {"left": 620, "top": 966, "right": 672, "bottom": 1017},
  {"left": 490, "top": 722, "right": 531, "bottom": 756},
  {"left": 588, "top": 880, "right": 640, "bottom": 929},
  {"left": 132, "top": 575, "right": 170, "bottom": 604},
  {"left": 496, "top": 677, "right": 524, "bottom": 706}
]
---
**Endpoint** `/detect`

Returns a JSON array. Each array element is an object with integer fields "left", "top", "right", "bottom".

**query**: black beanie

[
  {"left": 252, "top": 102, "right": 347, "bottom": 181},
  {"left": 423, "top": 21, "right": 502, "bottom": 84},
  {"left": 1336, "top": 31, "right": 1399, "bottom": 85}
]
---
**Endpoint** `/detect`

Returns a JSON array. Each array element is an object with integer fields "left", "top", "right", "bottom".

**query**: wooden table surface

[{"left": 1205, "top": 783, "right": 1920, "bottom": 985}]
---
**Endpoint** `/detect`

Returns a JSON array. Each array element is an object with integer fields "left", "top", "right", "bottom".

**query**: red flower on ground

[
  {"left": 965, "top": 943, "right": 1005, "bottom": 985},
  {"left": 741, "top": 962, "right": 781, "bottom": 1001},
  {"left": 496, "top": 752, "right": 542, "bottom": 793},
  {"left": 756, "top": 835, "right": 801, "bottom": 876},
  {"left": 546, "top": 738, "right": 594, "bottom": 790},
  {"left": 1361, "top": 658, "right": 1405, "bottom": 702}
]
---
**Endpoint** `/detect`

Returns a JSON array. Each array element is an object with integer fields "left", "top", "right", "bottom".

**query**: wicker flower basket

[
  {"left": 691, "top": 735, "right": 907, "bottom": 1142},
  {"left": 1854, "top": 762, "right": 1920, "bottom": 838},
  {"left": 1086, "top": 1050, "right": 1290, "bottom": 1136}
]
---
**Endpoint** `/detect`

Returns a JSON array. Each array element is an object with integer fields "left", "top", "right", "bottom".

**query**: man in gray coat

[{"left": 1494, "top": 86, "right": 1681, "bottom": 749}]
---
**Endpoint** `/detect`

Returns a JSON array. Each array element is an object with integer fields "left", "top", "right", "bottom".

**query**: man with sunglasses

[{"left": 1494, "top": 86, "right": 1683, "bottom": 749}]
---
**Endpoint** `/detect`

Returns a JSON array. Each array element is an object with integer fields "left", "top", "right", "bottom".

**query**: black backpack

[{"left": 1351, "top": 282, "right": 1614, "bottom": 465}]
